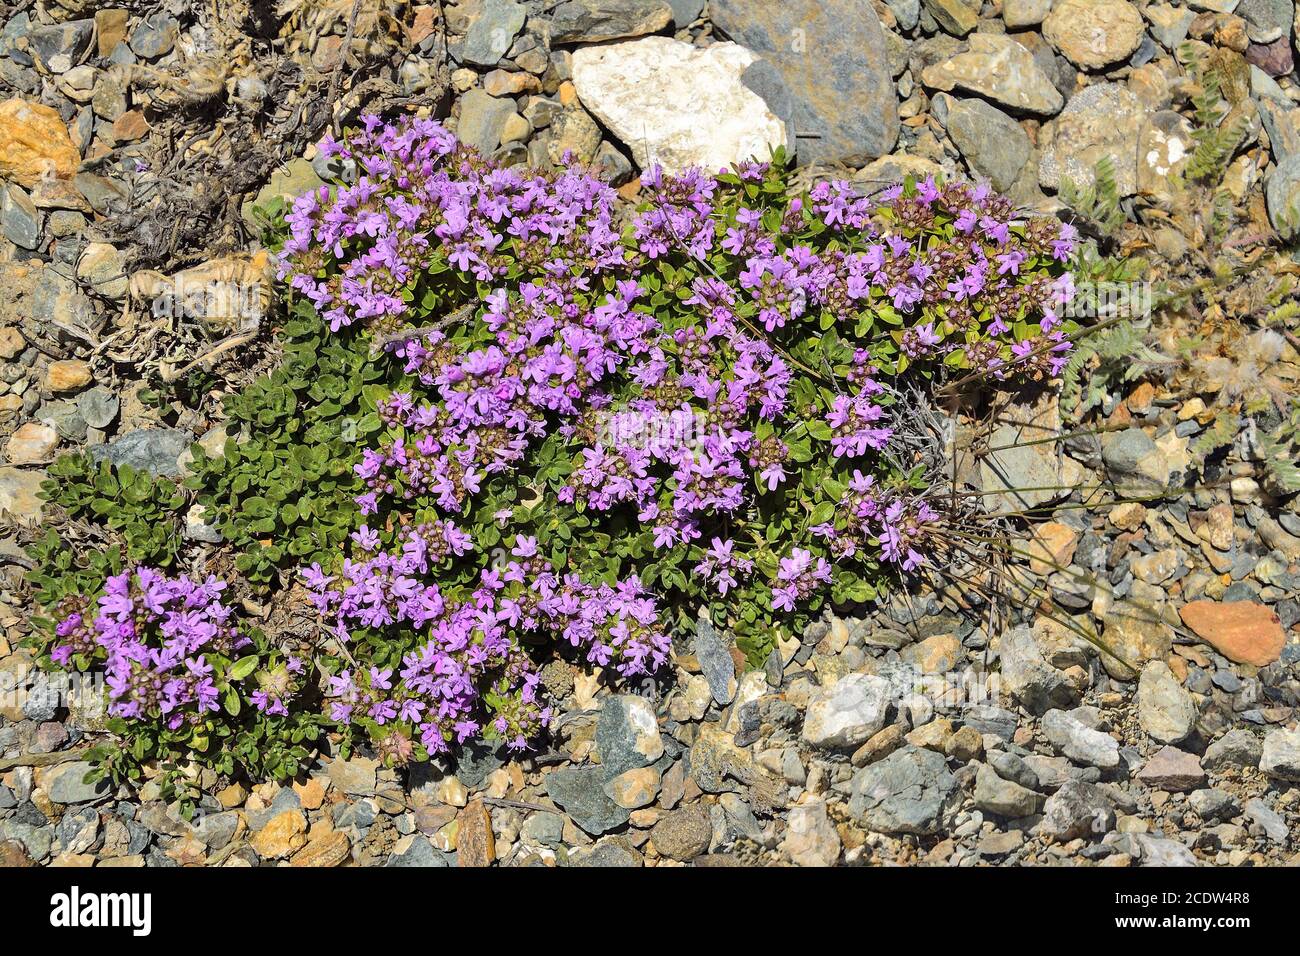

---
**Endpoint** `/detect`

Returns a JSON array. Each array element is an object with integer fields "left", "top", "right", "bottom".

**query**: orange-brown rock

[
  {"left": 0, "top": 98, "right": 79, "bottom": 187},
  {"left": 455, "top": 798, "right": 495, "bottom": 867},
  {"left": 1179, "top": 601, "right": 1286, "bottom": 667}
]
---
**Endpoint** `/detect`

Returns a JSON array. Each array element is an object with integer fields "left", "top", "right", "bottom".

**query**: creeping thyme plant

[{"left": 32, "top": 115, "right": 1078, "bottom": 784}]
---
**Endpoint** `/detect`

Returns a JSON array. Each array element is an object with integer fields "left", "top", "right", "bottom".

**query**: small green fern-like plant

[
  {"left": 1060, "top": 155, "right": 1126, "bottom": 239},
  {"left": 1061, "top": 321, "right": 1165, "bottom": 417},
  {"left": 1260, "top": 404, "right": 1300, "bottom": 494}
]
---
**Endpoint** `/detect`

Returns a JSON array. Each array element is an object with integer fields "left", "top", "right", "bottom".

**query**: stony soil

[{"left": 1, "top": 0, "right": 1299, "bottom": 867}]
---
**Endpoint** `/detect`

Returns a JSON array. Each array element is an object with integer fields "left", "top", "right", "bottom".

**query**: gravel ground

[{"left": 1, "top": 0, "right": 1299, "bottom": 867}]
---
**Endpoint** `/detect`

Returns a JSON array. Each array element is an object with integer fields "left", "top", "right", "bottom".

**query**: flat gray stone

[
  {"left": 710, "top": 0, "right": 899, "bottom": 164},
  {"left": 544, "top": 766, "right": 630, "bottom": 835},
  {"left": 848, "top": 746, "right": 957, "bottom": 835}
]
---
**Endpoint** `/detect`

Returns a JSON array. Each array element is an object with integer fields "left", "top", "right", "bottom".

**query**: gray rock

[
  {"left": 191, "top": 811, "right": 239, "bottom": 849},
  {"left": 21, "top": 671, "right": 59, "bottom": 721},
  {"left": 944, "top": 97, "right": 1031, "bottom": 193},
  {"left": 28, "top": 19, "right": 93, "bottom": 69},
  {"left": 457, "top": 90, "right": 517, "bottom": 155},
  {"left": 1039, "top": 780, "right": 1116, "bottom": 842},
  {"left": 128, "top": 13, "right": 177, "bottom": 59},
  {"left": 801, "top": 672, "right": 892, "bottom": 748},
  {"left": 75, "top": 386, "right": 119, "bottom": 429},
  {"left": 998, "top": 626, "right": 1078, "bottom": 716},
  {"left": 1266, "top": 153, "right": 1300, "bottom": 240},
  {"left": 1, "top": 185, "right": 40, "bottom": 249},
  {"left": 974, "top": 763, "right": 1044, "bottom": 818},
  {"left": 710, "top": 0, "right": 899, "bottom": 164},
  {"left": 454, "top": 739, "right": 504, "bottom": 789},
  {"left": 327, "top": 756, "right": 378, "bottom": 796},
  {"left": 1145, "top": 3, "right": 1196, "bottom": 49},
  {"left": 922, "top": 0, "right": 979, "bottom": 35},
  {"left": 544, "top": 766, "right": 630, "bottom": 835},
  {"left": 988, "top": 750, "right": 1041, "bottom": 791},
  {"left": 1203, "top": 730, "right": 1265, "bottom": 773},
  {"left": 386, "top": 835, "right": 449, "bottom": 866},
  {"left": 1101, "top": 426, "right": 1171, "bottom": 489},
  {"left": 90, "top": 428, "right": 191, "bottom": 477},
  {"left": 1260, "top": 725, "right": 1300, "bottom": 781},
  {"left": 885, "top": 0, "right": 921, "bottom": 30},
  {"left": 667, "top": 0, "right": 705, "bottom": 24},
  {"left": 520, "top": 811, "right": 565, "bottom": 846},
  {"left": 550, "top": 0, "right": 673, "bottom": 43},
  {"left": 42, "top": 762, "right": 109, "bottom": 805},
  {"left": 977, "top": 391, "right": 1066, "bottom": 515},
  {"left": 0, "top": 821, "right": 51, "bottom": 861},
  {"left": 1238, "top": 0, "right": 1294, "bottom": 43},
  {"left": 568, "top": 838, "right": 643, "bottom": 866},
  {"left": 848, "top": 746, "right": 958, "bottom": 835},
  {"left": 692, "top": 618, "right": 735, "bottom": 706},
  {"left": 1042, "top": 708, "right": 1120, "bottom": 768},
  {"left": 1188, "top": 788, "right": 1239, "bottom": 823},
  {"left": 962, "top": 703, "right": 1018, "bottom": 741},
  {"left": 1263, "top": 98, "right": 1300, "bottom": 162},
  {"left": 1243, "top": 798, "right": 1289, "bottom": 843},
  {"left": 1040, "top": 83, "right": 1146, "bottom": 197},
  {"left": 1136, "top": 661, "right": 1197, "bottom": 744},
  {"left": 1135, "top": 833, "right": 1198, "bottom": 867},
  {"left": 36, "top": 400, "right": 85, "bottom": 443},
  {"left": 462, "top": 0, "right": 526, "bottom": 67},
  {"left": 595, "top": 694, "right": 664, "bottom": 779}
]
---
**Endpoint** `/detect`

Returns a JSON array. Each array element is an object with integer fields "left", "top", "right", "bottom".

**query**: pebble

[
  {"left": 544, "top": 766, "right": 630, "bottom": 835},
  {"left": 462, "top": 0, "right": 526, "bottom": 67},
  {"left": 44, "top": 359, "right": 92, "bottom": 394},
  {"left": 1041, "top": 85, "right": 1148, "bottom": 199},
  {"left": 550, "top": 0, "right": 672, "bottom": 43},
  {"left": 921, "top": 34, "right": 1063, "bottom": 116},
  {"left": 455, "top": 799, "right": 495, "bottom": 867},
  {"left": 0, "top": 98, "right": 80, "bottom": 187},
  {"left": 1136, "top": 661, "right": 1197, "bottom": 744},
  {"left": 998, "top": 625, "right": 1078, "bottom": 715},
  {"left": 4, "top": 421, "right": 57, "bottom": 464},
  {"left": 1040, "top": 780, "right": 1116, "bottom": 842},
  {"left": 1259, "top": 725, "right": 1300, "bottom": 782},
  {"left": 691, "top": 618, "right": 736, "bottom": 706},
  {"left": 1135, "top": 746, "right": 1207, "bottom": 792},
  {"left": 973, "top": 764, "right": 1044, "bottom": 819},
  {"left": 649, "top": 804, "right": 711, "bottom": 860},
  {"left": 39, "top": 762, "right": 109, "bottom": 805},
  {"left": 1043, "top": 708, "right": 1120, "bottom": 768},
  {"left": 90, "top": 427, "right": 191, "bottom": 477},
  {"left": 595, "top": 693, "right": 664, "bottom": 778},
  {"left": 1043, "top": 0, "right": 1145, "bottom": 70}
]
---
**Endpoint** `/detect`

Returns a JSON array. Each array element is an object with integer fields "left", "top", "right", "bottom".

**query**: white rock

[
  {"left": 1136, "top": 661, "right": 1196, "bottom": 744},
  {"left": 801, "top": 672, "right": 892, "bottom": 748},
  {"left": 782, "top": 798, "right": 841, "bottom": 866},
  {"left": 1043, "top": 708, "right": 1120, "bottom": 768},
  {"left": 572, "top": 36, "right": 788, "bottom": 175}
]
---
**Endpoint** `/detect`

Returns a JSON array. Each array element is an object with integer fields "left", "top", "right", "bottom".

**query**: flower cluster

[
  {"left": 303, "top": 531, "right": 668, "bottom": 755},
  {"left": 52, "top": 569, "right": 254, "bottom": 728},
  {"left": 267, "top": 117, "right": 1079, "bottom": 758}
]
